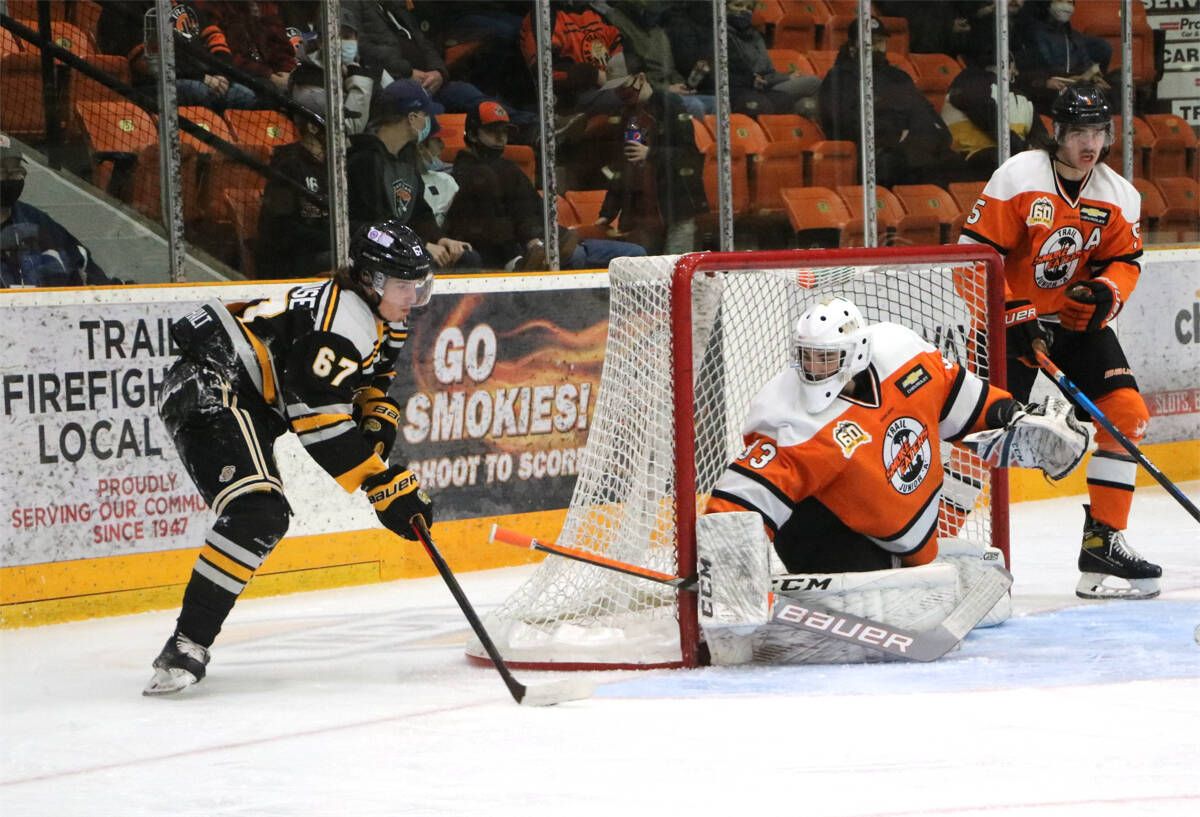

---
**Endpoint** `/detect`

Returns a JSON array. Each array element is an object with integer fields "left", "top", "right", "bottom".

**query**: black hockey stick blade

[
  {"left": 410, "top": 516, "right": 593, "bottom": 706},
  {"left": 770, "top": 564, "right": 1013, "bottom": 662}
]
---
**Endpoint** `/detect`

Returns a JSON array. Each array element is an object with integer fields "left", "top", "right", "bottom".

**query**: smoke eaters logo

[
  {"left": 1033, "top": 226, "right": 1085, "bottom": 288},
  {"left": 882, "top": 417, "right": 931, "bottom": 495}
]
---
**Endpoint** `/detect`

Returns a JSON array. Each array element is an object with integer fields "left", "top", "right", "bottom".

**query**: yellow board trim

[
  {"left": 1007, "top": 439, "right": 1199, "bottom": 503},
  {"left": 0, "top": 509, "right": 565, "bottom": 628}
]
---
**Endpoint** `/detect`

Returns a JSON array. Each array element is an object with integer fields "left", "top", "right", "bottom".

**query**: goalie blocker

[{"left": 698, "top": 513, "right": 1011, "bottom": 666}]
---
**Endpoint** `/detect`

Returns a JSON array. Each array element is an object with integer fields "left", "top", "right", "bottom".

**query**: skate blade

[
  {"left": 142, "top": 667, "right": 200, "bottom": 696},
  {"left": 1075, "top": 573, "right": 1161, "bottom": 601}
]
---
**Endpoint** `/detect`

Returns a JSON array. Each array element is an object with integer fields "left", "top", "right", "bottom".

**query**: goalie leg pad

[
  {"left": 696, "top": 512, "right": 771, "bottom": 666},
  {"left": 747, "top": 564, "right": 959, "bottom": 665},
  {"left": 936, "top": 538, "right": 1011, "bottom": 628},
  {"left": 963, "top": 396, "right": 1093, "bottom": 480}
]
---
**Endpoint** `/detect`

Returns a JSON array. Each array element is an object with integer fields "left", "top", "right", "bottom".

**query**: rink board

[{"left": 2, "top": 252, "right": 1197, "bottom": 627}]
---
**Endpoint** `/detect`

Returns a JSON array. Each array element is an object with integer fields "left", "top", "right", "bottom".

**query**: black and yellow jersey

[{"left": 172, "top": 279, "right": 407, "bottom": 492}]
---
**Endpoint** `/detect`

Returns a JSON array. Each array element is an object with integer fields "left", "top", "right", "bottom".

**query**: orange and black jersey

[
  {"left": 958, "top": 150, "right": 1141, "bottom": 321},
  {"left": 705, "top": 323, "right": 1011, "bottom": 564},
  {"left": 175, "top": 280, "right": 407, "bottom": 492}
]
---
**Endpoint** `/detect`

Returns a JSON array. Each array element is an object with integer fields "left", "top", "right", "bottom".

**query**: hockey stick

[
  {"left": 410, "top": 517, "right": 594, "bottom": 706},
  {"left": 489, "top": 525, "right": 1012, "bottom": 662},
  {"left": 489, "top": 525, "right": 699, "bottom": 590},
  {"left": 1033, "top": 348, "right": 1200, "bottom": 525}
]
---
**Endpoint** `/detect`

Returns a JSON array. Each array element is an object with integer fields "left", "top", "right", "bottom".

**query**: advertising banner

[{"left": 0, "top": 278, "right": 608, "bottom": 568}]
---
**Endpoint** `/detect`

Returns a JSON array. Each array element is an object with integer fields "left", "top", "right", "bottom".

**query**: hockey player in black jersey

[{"left": 144, "top": 219, "right": 435, "bottom": 696}]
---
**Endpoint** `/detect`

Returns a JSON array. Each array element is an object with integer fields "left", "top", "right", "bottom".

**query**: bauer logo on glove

[
  {"left": 364, "top": 465, "right": 434, "bottom": 540},
  {"left": 962, "top": 397, "right": 1093, "bottom": 480}
]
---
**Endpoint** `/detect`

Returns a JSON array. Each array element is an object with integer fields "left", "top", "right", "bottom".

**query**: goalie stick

[
  {"left": 1034, "top": 347, "right": 1200, "bottom": 525},
  {"left": 489, "top": 525, "right": 1012, "bottom": 662},
  {"left": 410, "top": 517, "right": 594, "bottom": 706}
]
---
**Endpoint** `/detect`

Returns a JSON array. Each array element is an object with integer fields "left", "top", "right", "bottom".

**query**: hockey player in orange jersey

[
  {"left": 704, "top": 297, "right": 1089, "bottom": 578},
  {"left": 958, "top": 84, "right": 1161, "bottom": 600}
]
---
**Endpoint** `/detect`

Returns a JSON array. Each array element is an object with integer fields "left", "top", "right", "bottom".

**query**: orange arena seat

[
  {"left": 224, "top": 187, "right": 264, "bottom": 277},
  {"left": 780, "top": 185, "right": 854, "bottom": 247},
  {"left": 1142, "top": 114, "right": 1197, "bottom": 180},
  {"left": 892, "top": 184, "right": 962, "bottom": 244},
  {"left": 767, "top": 49, "right": 813, "bottom": 76}
]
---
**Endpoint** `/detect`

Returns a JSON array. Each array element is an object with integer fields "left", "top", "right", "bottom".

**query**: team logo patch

[
  {"left": 1026, "top": 196, "right": 1054, "bottom": 228},
  {"left": 1033, "top": 226, "right": 1084, "bottom": 288},
  {"left": 882, "top": 417, "right": 932, "bottom": 495},
  {"left": 1079, "top": 205, "right": 1110, "bottom": 225},
  {"left": 896, "top": 364, "right": 931, "bottom": 396},
  {"left": 833, "top": 420, "right": 871, "bottom": 459},
  {"left": 218, "top": 465, "right": 236, "bottom": 483},
  {"left": 391, "top": 179, "right": 414, "bottom": 213}
]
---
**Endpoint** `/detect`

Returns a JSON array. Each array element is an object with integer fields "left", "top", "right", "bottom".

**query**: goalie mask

[
  {"left": 790, "top": 297, "right": 872, "bottom": 413},
  {"left": 349, "top": 219, "right": 434, "bottom": 309}
]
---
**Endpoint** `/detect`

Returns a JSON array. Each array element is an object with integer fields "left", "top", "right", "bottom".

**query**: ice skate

[
  {"left": 143, "top": 633, "right": 210, "bottom": 696},
  {"left": 1075, "top": 504, "right": 1161, "bottom": 600}
]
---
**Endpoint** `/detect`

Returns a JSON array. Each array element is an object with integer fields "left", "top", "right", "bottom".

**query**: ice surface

[{"left": 2, "top": 485, "right": 1197, "bottom": 817}]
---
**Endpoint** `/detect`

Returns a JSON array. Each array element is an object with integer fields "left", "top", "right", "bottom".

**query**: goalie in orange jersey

[
  {"left": 958, "top": 83, "right": 1161, "bottom": 599},
  {"left": 704, "top": 297, "right": 1088, "bottom": 575}
]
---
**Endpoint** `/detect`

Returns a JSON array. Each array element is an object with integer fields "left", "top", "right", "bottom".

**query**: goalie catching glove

[
  {"left": 363, "top": 465, "right": 433, "bottom": 540},
  {"left": 963, "top": 397, "right": 1091, "bottom": 480}
]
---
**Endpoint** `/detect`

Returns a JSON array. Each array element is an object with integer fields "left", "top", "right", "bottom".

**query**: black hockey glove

[
  {"left": 1059, "top": 279, "right": 1118, "bottom": 333},
  {"left": 1004, "top": 299, "right": 1049, "bottom": 367},
  {"left": 356, "top": 395, "right": 401, "bottom": 459},
  {"left": 363, "top": 465, "right": 433, "bottom": 541}
]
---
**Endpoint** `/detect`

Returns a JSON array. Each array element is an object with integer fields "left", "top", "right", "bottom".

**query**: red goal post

[{"left": 468, "top": 246, "right": 1008, "bottom": 671}]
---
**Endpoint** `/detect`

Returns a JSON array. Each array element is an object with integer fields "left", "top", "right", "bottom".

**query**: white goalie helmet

[{"left": 790, "top": 296, "right": 872, "bottom": 413}]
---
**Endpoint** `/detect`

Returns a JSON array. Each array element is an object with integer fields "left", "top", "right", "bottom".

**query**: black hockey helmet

[
  {"left": 1048, "top": 83, "right": 1113, "bottom": 159},
  {"left": 349, "top": 219, "right": 433, "bottom": 306},
  {"left": 1051, "top": 83, "right": 1112, "bottom": 128}
]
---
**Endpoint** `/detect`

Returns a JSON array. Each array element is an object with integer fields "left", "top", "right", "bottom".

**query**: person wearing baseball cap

[{"left": 346, "top": 80, "right": 477, "bottom": 270}]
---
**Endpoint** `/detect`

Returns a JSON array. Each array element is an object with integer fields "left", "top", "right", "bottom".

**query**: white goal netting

[{"left": 468, "top": 249, "right": 1004, "bottom": 669}]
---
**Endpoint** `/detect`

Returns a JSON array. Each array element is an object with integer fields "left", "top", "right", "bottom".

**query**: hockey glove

[
  {"left": 1004, "top": 299, "right": 1049, "bottom": 367},
  {"left": 363, "top": 465, "right": 433, "bottom": 540},
  {"left": 962, "top": 397, "right": 1092, "bottom": 480},
  {"left": 357, "top": 395, "right": 401, "bottom": 459},
  {"left": 1059, "top": 279, "right": 1119, "bottom": 333}
]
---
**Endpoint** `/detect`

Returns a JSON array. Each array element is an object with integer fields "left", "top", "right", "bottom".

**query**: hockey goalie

[{"left": 698, "top": 297, "right": 1091, "bottom": 665}]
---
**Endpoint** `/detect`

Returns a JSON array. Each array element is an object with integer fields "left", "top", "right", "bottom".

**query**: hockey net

[{"left": 468, "top": 247, "right": 1007, "bottom": 669}]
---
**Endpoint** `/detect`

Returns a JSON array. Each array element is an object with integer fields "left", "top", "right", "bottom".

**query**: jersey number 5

[
  {"left": 312, "top": 347, "right": 357, "bottom": 386},
  {"left": 967, "top": 198, "right": 985, "bottom": 225}
]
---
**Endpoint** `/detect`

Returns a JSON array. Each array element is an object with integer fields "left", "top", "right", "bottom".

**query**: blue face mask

[
  {"left": 417, "top": 114, "right": 432, "bottom": 143},
  {"left": 341, "top": 41, "right": 358, "bottom": 64}
]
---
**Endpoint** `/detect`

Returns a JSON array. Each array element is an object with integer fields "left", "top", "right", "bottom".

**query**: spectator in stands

[
  {"left": 519, "top": 1, "right": 629, "bottom": 123},
  {"left": 100, "top": 1, "right": 260, "bottom": 111},
  {"left": 299, "top": 10, "right": 373, "bottom": 133},
  {"left": 595, "top": 73, "right": 707, "bottom": 255},
  {"left": 255, "top": 63, "right": 332, "bottom": 279},
  {"left": 876, "top": 1, "right": 973, "bottom": 56},
  {"left": 942, "top": 48, "right": 1051, "bottom": 179},
  {"left": 1014, "top": 0, "right": 1117, "bottom": 115},
  {"left": 444, "top": 101, "right": 645, "bottom": 271},
  {"left": 195, "top": 1, "right": 299, "bottom": 97},
  {"left": 1, "top": 142, "right": 117, "bottom": 288},
  {"left": 819, "top": 17, "right": 969, "bottom": 188},
  {"left": 417, "top": 136, "right": 458, "bottom": 230},
  {"left": 345, "top": 0, "right": 536, "bottom": 136},
  {"left": 661, "top": 0, "right": 715, "bottom": 101},
  {"left": 726, "top": 0, "right": 819, "bottom": 117},
  {"left": 593, "top": 1, "right": 715, "bottom": 118},
  {"left": 346, "top": 80, "right": 479, "bottom": 271}
]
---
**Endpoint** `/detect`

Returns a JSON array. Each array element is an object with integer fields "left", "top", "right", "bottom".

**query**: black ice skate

[
  {"left": 143, "top": 633, "right": 210, "bottom": 696},
  {"left": 1075, "top": 504, "right": 1161, "bottom": 600}
]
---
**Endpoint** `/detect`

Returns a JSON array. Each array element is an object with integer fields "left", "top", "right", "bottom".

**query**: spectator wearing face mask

[
  {"left": 346, "top": 80, "right": 480, "bottom": 271},
  {"left": 299, "top": 12, "right": 373, "bottom": 133},
  {"left": 1, "top": 141, "right": 117, "bottom": 288},
  {"left": 1014, "top": 0, "right": 1118, "bottom": 115},
  {"left": 726, "top": 0, "right": 820, "bottom": 117}
]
